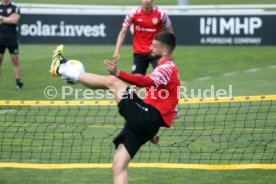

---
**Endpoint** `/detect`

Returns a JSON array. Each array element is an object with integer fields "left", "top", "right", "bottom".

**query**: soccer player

[
  {"left": 113, "top": 0, "right": 179, "bottom": 118},
  {"left": 0, "top": 0, "right": 23, "bottom": 90},
  {"left": 113, "top": 0, "right": 173, "bottom": 75},
  {"left": 51, "top": 32, "right": 180, "bottom": 184}
]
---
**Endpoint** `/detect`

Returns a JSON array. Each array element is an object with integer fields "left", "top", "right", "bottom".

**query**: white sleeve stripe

[
  {"left": 159, "top": 66, "right": 172, "bottom": 74},
  {"left": 148, "top": 63, "right": 173, "bottom": 86},
  {"left": 156, "top": 7, "right": 171, "bottom": 28},
  {"left": 123, "top": 8, "right": 136, "bottom": 27},
  {"left": 158, "top": 68, "right": 171, "bottom": 82},
  {"left": 150, "top": 75, "right": 168, "bottom": 86},
  {"left": 163, "top": 14, "right": 171, "bottom": 28},
  {"left": 123, "top": 16, "right": 132, "bottom": 25}
]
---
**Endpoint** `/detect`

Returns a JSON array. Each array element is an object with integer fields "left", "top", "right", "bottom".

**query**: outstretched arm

[
  {"left": 118, "top": 71, "right": 155, "bottom": 87},
  {"left": 113, "top": 27, "right": 129, "bottom": 61},
  {"left": 104, "top": 60, "right": 155, "bottom": 88},
  {"left": 105, "top": 59, "right": 173, "bottom": 89}
]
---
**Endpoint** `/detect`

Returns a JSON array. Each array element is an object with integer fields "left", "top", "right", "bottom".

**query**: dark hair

[{"left": 154, "top": 32, "right": 176, "bottom": 53}]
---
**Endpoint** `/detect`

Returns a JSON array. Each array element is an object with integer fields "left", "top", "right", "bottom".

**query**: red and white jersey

[
  {"left": 123, "top": 6, "right": 172, "bottom": 54},
  {"left": 119, "top": 58, "right": 180, "bottom": 127}
]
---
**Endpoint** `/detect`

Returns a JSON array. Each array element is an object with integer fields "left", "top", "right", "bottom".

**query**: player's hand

[
  {"left": 112, "top": 58, "right": 118, "bottom": 64},
  {"left": 150, "top": 135, "right": 160, "bottom": 144},
  {"left": 104, "top": 59, "right": 119, "bottom": 76},
  {"left": 112, "top": 53, "right": 120, "bottom": 63}
]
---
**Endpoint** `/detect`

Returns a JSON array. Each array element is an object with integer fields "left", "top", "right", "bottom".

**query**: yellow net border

[
  {"left": 0, "top": 95, "right": 275, "bottom": 106},
  {"left": 0, "top": 163, "right": 276, "bottom": 170}
]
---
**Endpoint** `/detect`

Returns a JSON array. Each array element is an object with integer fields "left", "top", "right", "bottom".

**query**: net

[{"left": 0, "top": 95, "right": 275, "bottom": 165}]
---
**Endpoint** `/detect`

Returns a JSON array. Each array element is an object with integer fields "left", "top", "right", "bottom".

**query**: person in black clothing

[{"left": 0, "top": 0, "right": 23, "bottom": 90}]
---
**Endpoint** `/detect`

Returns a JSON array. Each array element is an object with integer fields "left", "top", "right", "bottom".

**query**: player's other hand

[
  {"left": 150, "top": 135, "right": 160, "bottom": 144},
  {"left": 104, "top": 59, "right": 119, "bottom": 76}
]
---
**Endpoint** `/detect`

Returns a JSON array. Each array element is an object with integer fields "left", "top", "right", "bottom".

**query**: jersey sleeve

[
  {"left": 11, "top": 3, "right": 20, "bottom": 15},
  {"left": 160, "top": 10, "right": 171, "bottom": 28},
  {"left": 147, "top": 63, "right": 173, "bottom": 87},
  {"left": 118, "top": 71, "right": 155, "bottom": 87},
  {"left": 122, "top": 8, "right": 136, "bottom": 28},
  {"left": 118, "top": 62, "right": 173, "bottom": 88},
  {"left": 15, "top": 6, "right": 20, "bottom": 14}
]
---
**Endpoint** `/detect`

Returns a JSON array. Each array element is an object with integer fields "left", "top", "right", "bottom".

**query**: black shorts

[
  {"left": 132, "top": 53, "right": 157, "bottom": 75},
  {"left": 113, "top": 87, "right": 164, "bottom": 158},
  {"left": 0, "top": 43, "right": 19, "bottom": 54}
]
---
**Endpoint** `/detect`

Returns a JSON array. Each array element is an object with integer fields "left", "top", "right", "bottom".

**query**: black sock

[
  {"left": 60, "top": 55, "right": 67, "bottom": 63},
  {"left": 16, "top": 79, "right": 21, "bottom": 84}
]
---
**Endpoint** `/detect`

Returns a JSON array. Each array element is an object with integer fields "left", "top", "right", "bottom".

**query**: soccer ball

[{"left": 62, "top": 60, "right": 84, "bottom": 84}]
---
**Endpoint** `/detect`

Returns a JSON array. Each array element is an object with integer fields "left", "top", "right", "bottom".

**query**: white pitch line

[
  {"left": 0, "top": 109, "right": 15, "bottom": 115},
  {"left": 222, "top": 72, "right": 237, "bottom": 77},
  {"left": 180, "top": 81, "right": 186, "bottom": 86},
  {"left": 196, "top": 76, "right": 212, "bottom": 81},
  {"left": 270, "top": 65, "right": 276, "bottom": 69},
  {"left": 245, "top": 68, "right": 260, "bottom": 73}
]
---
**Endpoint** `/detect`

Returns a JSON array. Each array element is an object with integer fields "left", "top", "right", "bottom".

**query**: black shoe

[{"left": 16, "top": 82, "right": 24, "bottom": 90}]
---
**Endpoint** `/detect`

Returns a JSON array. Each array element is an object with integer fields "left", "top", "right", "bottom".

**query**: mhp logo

[{"left": 200, "top": 17, "right": 262, "bottom": 35}]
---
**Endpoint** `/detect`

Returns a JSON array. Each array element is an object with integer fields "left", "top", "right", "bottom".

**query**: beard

[{"left": 151, "top": 52, "right": 162, "bottom": 60}]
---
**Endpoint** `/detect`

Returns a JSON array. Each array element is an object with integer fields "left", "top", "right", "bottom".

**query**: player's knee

[
  {"left": 112, "top": 160, "right": 120, "bottom": 174},
  {"left": 11, "top": 57, "right": 19, "bottom": 65},
  {"left": 13, "top": 60, "right": 19, "bottom": 66},
  {"left": 112, "top": 158, "right": 126, "bottom": 175},
  {"left": 105, "top": 75, "right": 120, "bottom": 88}
]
